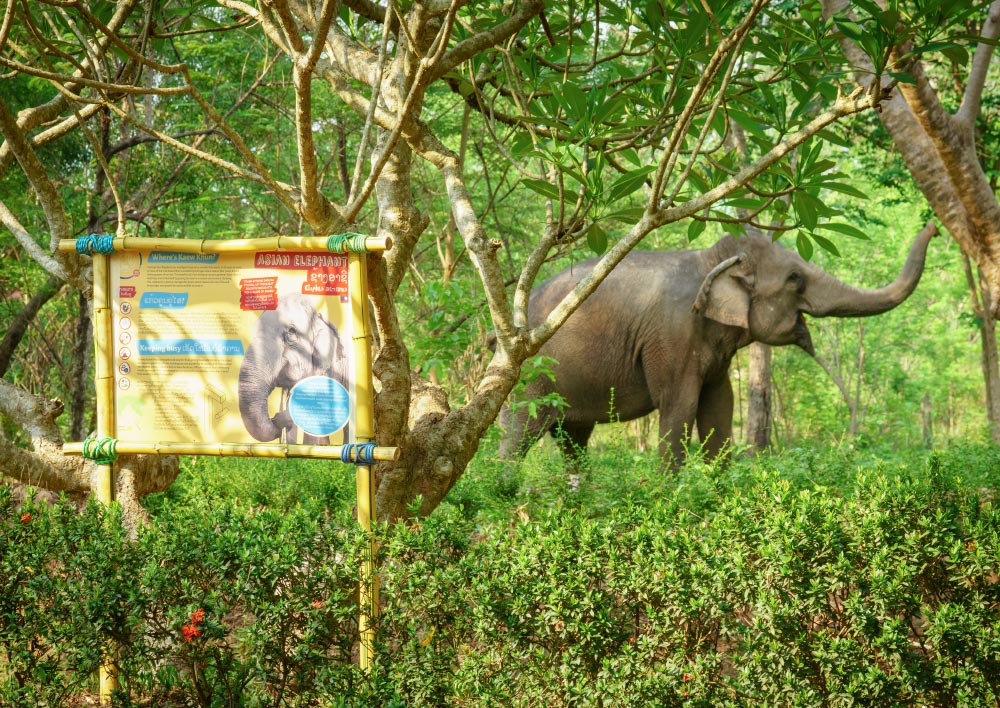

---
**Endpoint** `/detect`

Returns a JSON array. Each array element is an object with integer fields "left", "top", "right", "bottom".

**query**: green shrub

[
  {"left": 0, "top": 490, "right": 144, "bottom": 706},
  {"left": 2, "top": 446, "right": 999, "bottom": 705}
]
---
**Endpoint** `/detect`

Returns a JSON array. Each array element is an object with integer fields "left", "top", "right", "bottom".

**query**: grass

[{"left": 146, "top": 426, "right": 1000, "bottom": 528}]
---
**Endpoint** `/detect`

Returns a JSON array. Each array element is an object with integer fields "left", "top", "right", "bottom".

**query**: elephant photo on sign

[
  {"left": 239, "top": 294, "right": 351, "bottom": 445},
  {"left": 500, "top": 223, "right": 937, "bottom": 468}
]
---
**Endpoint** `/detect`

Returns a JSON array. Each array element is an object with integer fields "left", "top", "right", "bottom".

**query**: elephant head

[
  {"left": 694, "top": 222, "right": 938, "bottom": 354},
  {"left": 238, "top": 294, "right": 350, "bottom": 442}
]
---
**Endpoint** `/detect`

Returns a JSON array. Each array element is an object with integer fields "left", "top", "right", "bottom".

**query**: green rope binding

[
  {"left": 82, "top": 436, "right": 118, "bottom": 465},
  {"left": 326, "top": 232, "right": 368, "bottom": 254},
  {"left": 76, "top": 233, "right": 115, "bottom": 255}
]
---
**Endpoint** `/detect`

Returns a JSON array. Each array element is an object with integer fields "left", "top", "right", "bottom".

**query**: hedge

[{"left": 2, "top": 454, "right": 998, "bottom": 706}]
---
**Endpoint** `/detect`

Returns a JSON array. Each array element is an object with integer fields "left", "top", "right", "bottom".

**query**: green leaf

[
  {"left": 810, "top": 232, "right": 841, "bottom": 256},
  {"left": 620, "top": 149, "right": 642, "bottom": 168},
  {"left": 604, "top": 206, "right": 646, "bottom": 224},
  {"left": 687, "top": 219, "right": 706, "bottom": 242},
  {"left": 796, "top": 232, "right": 814, "bottom": 260},
  {"left": 803, "top": 159, "right": 837, "bottom": 177},
  {"left": 607, "top": 166, "right": 655, "bottom": 202},
  {"left": 954, "top": 33, "right": 1000, "bottom": 48},
  {"left": 521, "top": 178, "right": 561, "bottom": 200},
  {"left": 816, "top": 222, "right": 871, "bottom": 240},
  {"left": 587, "top": 223, "right": 608, "bottom": 254},
  {"left": 888, "top": 71, "right": 917, "bottom": 85},
  {"left": 687, "top": 170, "right": 710, "bottom": 194},
  {"left": 724, "top": 198, "right": 765, "bottom": 211},
  {"left": 557, "top": 82, "right": 590, "bottom": 121},
  {"left": 942, "top": 45, "right": 970, "bottom": 67},
  {"left": 592, "top": 95, "right": 625, "bottom": 126},
  {"left": 510, "top": 133, "right": 535, "bottom": 157},
  {"left": 817, "top": 181, "right": 870, "bottom": 199},
  {"left": 793, "top": 192, "right": 818, "bottom": 230},
  {"left": 816, "top": 128, "right": 852, "bottom": 148},
  {"left": 833, "top": 17, "right": 866, "bottom": 43}
]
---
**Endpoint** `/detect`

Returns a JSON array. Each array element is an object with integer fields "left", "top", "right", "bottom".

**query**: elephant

[
  {"left": 238, "top": 294, "right": 351, "bottom": 444},
  {"left": 499, "top": 223, "right": 937, "bottom": 467}
]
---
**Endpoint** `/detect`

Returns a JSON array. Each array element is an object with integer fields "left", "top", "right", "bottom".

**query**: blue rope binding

[
  {"left": 82, "top": 436, "right": 118, "bottom": 465},
  {"left": 326, "top": 233, "right": 368, "bottom": 254},
  {"left": 76, "top": 233, "right": 115, "bottom": 255},
  {"left": 340, "top": 442, "right": 377, "bottom": 465}
]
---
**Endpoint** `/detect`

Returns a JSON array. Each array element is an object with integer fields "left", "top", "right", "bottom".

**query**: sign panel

[{"left": 110, "top": 249, "right": 354, "bottom": 445}]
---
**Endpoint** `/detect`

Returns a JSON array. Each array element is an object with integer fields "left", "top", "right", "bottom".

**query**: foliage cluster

[{"left": 3, "top": 444, "right": 999, "bottom": 706}]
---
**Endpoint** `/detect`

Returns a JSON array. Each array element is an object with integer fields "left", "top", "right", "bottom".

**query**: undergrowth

[{"left": 2, "top": 443, "right": 998, "bottom": 706}]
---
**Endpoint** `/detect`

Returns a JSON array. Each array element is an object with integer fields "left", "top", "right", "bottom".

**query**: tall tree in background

[
  {"left": 0, "top": 0, "right": 975, "bottom": 521},
  {"left": 824, "top": 0, "right": 1000, "bottom": 441}
]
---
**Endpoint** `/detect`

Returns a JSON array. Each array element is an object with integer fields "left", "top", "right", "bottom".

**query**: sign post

[{"left": 60, "top": 233, "right": 396, "bottom": 701}]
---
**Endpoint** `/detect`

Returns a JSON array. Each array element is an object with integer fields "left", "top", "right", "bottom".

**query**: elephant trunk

[
  {"left": 238, "top": 359, "right": 282, "bottom": 442},
  {"left": 803, "top": 221, "right": 937, "bottom": 317}
]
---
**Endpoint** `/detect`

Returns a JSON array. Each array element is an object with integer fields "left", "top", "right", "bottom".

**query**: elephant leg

[
  {"left": 554, "top": 421, "right": 594, "bottom": 492},
  {"left": 655, "top": 383, "right": 700, "bottom": 469},
  {"left": 554, "top": 421, "right": 594, "bottom": 467},
  {"left": 499, "top": 402, "right": 558, "bottom": 460},
  {"left": 696, "top": 377, "right": 734, "bottom": 462}
]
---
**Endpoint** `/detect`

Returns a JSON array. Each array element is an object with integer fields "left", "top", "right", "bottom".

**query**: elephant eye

[
  {"left": 283, "top": 327, "right": 299, "bottom": 344},
  {"left": 787, "top": 271, "right": 805, "bottom": 292}
]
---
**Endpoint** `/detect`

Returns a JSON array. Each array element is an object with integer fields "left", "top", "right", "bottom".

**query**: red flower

[
  {"left": 190, "top": 608, "right": 205, "bottom": 624},
  {"left": 182, "top": 623, "right": 202, "bottom": 642},
  {"left": 19, "top": 513, "right": 31, "bottom": 524}
]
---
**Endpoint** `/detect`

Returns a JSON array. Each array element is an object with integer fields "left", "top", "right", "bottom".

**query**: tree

[
  {"left": 822, "top": 0, "right": 1000, "bottom": 441},
  {"left": 2, "top": 0, "right": 903, "bottom": 522}
]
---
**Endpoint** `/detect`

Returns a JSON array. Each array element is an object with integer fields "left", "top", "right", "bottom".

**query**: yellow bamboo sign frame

[{"left": 59, "top": 233, "right": 394, "bottom": 700}]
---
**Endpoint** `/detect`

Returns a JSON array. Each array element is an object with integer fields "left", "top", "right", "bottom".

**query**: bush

[
  {"left": 2, "top": 446, "right": 999, "bottom": 705},
  {"left": 1, "top": 489, "right": 374, "bottom": 707}
]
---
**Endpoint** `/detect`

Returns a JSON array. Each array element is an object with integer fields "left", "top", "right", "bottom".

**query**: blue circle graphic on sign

[{"left": 288, "top": 376, "right": 350, "bottom": 436}]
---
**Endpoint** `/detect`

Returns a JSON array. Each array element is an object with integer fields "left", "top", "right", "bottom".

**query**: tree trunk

[
  {"left": 813, "top": 320, "right": 866, "bottom": 439},
  {"left": 70, "top": 291, "right": 92, "bottom": 440},
  {"left": 822, "top": 0, "right": 1000, "bottom": 313},
  {"left": 746, "top": 342, "right": 772, "bottom": 451},
  {"left": 849, "top": 321, "right": 866, "bottom": 438},
  {"left": 981, "top": 291, "right": 1000, "bottom": 444},
  {"left": 922, "top": 392, "right": 933, "bottom": 449},
  {"left": 0, "top": 275, "right": 63, "bottom": 376},
  {"left": 963, "top": 254, "right": 1000, "bottom": 443}
]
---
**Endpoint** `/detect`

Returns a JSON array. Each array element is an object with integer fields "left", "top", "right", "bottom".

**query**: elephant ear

[{"left": 692, "top": 254, "right": 753, "bottom": 329}]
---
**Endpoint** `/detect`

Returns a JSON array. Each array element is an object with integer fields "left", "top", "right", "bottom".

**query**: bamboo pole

[
  {"left": 58, "top": 235, "right": 392, "bottom": 253},
  {"left": 349, "top": 250, "right": 379, "bottom": 671},
  {"left": 64, "top": 441, "right": 400, "bottom": 460},
  {"left": 91, "top": 253, "right": 118, "bottom": 702}
]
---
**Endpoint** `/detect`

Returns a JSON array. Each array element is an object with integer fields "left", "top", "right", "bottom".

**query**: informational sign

[{"left": 110, "top": 249, "right": 355, "bottom": 446}]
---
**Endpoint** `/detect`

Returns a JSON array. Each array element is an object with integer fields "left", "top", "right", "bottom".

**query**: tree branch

[
  {"left": 0, "top": 275, "right": 64, "bottom": 377},
  {"left": 529, "top": 88, "right": 879, "bottom": 351},
  {"left": 957, "top": 0, "right": 1000, "bottom": 126},
  {"left": 431, "top": 0, "right": 543, "bottom": 81},
  {"left": 0, "top": 199, "right": 69, "bottom": 281},
  {"left": 0, "top": 378, "right": 63, "bottom": 443},
  {"left": 0, "top": 99, "right": 73, "bottom": 255},
  {"left": 292, "top": 1, "right": 341, "bottom": 226}
]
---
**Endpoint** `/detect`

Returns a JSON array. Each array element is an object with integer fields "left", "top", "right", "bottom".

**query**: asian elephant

[
  {"left": 238, "top": 294, "right": 351, "bottom": 444},
  {"left": 500, "top": 223, "right": 937, "bottom": 467}
]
